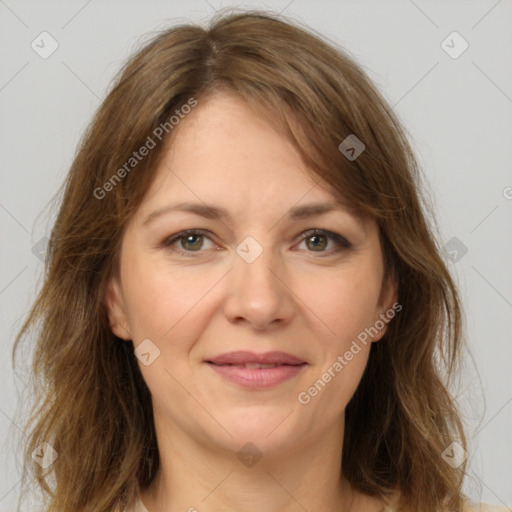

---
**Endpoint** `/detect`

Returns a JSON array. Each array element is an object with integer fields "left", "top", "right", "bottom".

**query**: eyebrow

[{"left": 142, "top": 201, "right": 363, "bottom": 227}]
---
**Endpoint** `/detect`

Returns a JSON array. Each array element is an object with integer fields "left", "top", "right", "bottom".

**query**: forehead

[
  {"left": 134, "top": 90, "right": 371, "bottom": 234},
  {"left": 142, "top": 92, "right": 334, "bottom": 205}
]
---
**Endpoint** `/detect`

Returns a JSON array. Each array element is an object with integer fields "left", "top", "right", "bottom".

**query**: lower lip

[{"left": 206, "top": 362, "right": 307, "bottom": 389}]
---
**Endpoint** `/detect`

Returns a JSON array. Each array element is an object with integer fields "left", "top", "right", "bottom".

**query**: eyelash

[{"left": 161, "top": 228, "right": 352, "bottom": 257}]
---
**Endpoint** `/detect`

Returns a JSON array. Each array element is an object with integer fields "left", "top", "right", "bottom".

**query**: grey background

[{"left": 1, "top": 0, "right": 511, "bottom": 510}]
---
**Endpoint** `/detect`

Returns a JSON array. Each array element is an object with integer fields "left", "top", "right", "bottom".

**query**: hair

[{"left": 12, "top": 8, "right": 472, "bottom": 512}]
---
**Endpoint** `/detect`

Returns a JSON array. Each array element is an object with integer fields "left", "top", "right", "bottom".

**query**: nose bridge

[
  {"left": 235, "top": 233, "right": 281, "bottom": 295},
  {"left": 223, "top": 233, "right": 293, "bottom": 328},
  {"left": 231, "top": 219, "right": 296, "bottom": 284}
]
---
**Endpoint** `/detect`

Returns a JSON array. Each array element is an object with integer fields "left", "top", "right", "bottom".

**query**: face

[{"left": 105, "top": 90, "right": 397, "bottom": 458}]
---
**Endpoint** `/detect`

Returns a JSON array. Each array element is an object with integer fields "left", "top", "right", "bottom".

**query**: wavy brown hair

[{"left": 12, "top": 9, "right": 471, "bottom": 512}]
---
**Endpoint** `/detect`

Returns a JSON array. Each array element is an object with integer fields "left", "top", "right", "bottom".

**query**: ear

[
  {"left": 104, "top": 275, "right": 132, "bottom": 340},
  {"left": 372, "top": 273, "right": 399, "bottom": 342}
]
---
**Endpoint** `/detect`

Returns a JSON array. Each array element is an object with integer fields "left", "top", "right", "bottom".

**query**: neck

[{"left": 140, "top": 414, "right": 357, "bottom": 512}]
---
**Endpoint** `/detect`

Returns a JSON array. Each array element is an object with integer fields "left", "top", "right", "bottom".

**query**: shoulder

[
  {"left": 463, "top": 502, "right": 511, "bottom": 512},
  {"left": 382, "top": 491, "right": 510, "bottom": 512},
  {"left": 134, "top": 496, "right": 150, "bottom": 512},
  {"left": 122, "top": 496, "right": 150, "bottom": 512},
  {"left": 125, "top": 493, "right": 511, "bottom": 512}
]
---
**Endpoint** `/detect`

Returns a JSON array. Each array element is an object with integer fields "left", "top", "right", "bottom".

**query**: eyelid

[
  {"left": 297, "top": 228, "right": 352, "bottom": 250},
  {"left": 161, "top": 228, "right": 218, "bottom": 253},
  {"left": 161, "top": 228, "right": 352, "bottom": 256}
]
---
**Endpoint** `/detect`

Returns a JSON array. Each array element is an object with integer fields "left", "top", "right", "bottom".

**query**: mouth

[
  {"left": 204, "top": 351, "right": 307, "bottom": 389},
  {"left": 206, "top": 362, "right": 305, "bottom": 369},
  {"left": 205, "top": 350, "right": 307, "bottom": 366}
]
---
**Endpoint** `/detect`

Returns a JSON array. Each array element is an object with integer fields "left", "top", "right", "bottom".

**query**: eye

[
  {"left": 295, "top": 229, "right": 352, "bottom": 254},
  {"left": 162, "top": 229, "right": 216, "bottom": 255},
  {"left": 161, "top": 228, "right": 351, "bottom": 257}
]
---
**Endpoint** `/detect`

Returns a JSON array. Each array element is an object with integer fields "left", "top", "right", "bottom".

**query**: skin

[{"left": 105, "top": 90, "right": 398, "bottom": 512}]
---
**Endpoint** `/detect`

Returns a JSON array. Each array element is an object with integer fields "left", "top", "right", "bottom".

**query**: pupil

[
  {"left": 180, "top": 234, "right": 327, "bottom": 252},
  {"left": 309, "top": 235, "right": 326, "bottom": 251},
  {"left": 183, "top": 235, "right": 202, "bottom": 250}
]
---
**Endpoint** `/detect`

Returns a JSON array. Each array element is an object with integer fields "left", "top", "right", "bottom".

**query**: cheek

[
  {"left": 296, "top": 264, "right": 382, "bottom": 344},
  {"left": 299, "top": 270, "right": 377, "bottom": 415},
  {"left": 121, "top": 254, "right": 222, "bottom": 341}
]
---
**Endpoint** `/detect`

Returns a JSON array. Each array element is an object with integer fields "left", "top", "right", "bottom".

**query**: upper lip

[{"left": 206, "top": 351, "right": 306, "bottom": 365}]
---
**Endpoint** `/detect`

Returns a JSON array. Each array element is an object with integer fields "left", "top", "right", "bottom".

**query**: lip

[
  {"left": 205, "top": 351, "right": 307, "bottom": 390},
  {"left": 206, "top": 350, "right": 306, "bottom": 366}
]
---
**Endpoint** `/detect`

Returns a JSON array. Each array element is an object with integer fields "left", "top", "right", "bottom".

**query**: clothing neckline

[
  {"left": 133, "top": 494, "right": 150, "bottom": 512},
  {"left": 133, "top": 494, "right": 396, "bottom": 512}
]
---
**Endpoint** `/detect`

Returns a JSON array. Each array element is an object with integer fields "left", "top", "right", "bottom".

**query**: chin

[{"left": 211, "top": 410, "right": 304, "bottom": 455}]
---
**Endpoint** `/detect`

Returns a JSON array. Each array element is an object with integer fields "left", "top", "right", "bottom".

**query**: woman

[{"left": 12, "top": 9, "right": 505, "bottom": 512}]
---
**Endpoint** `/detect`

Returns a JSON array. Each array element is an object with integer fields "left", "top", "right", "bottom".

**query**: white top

[
  {"left": 129, "top": 495, "right": 149, "bottom": 512},
  {"left": 127, "top": 495, "right": 510, "bottom": 512}
]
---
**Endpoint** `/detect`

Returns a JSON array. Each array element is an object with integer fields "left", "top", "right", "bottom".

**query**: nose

[{"left": 222, "top": 241, "right": 295, "bottom": 331}]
